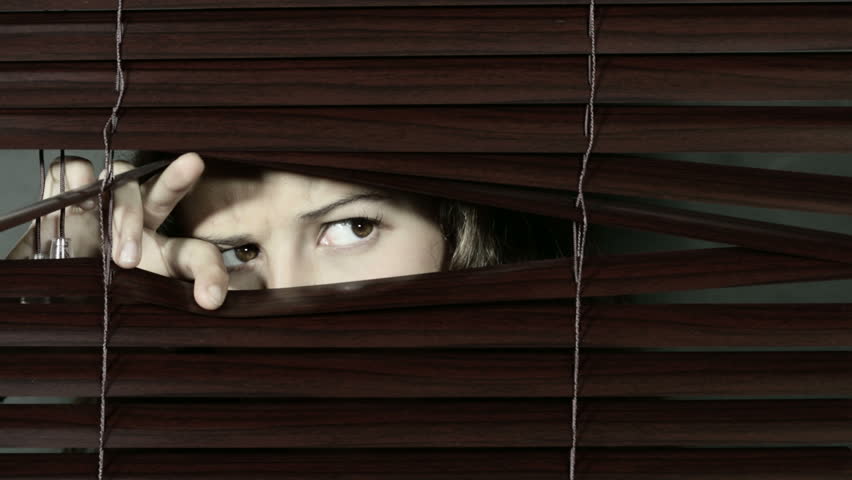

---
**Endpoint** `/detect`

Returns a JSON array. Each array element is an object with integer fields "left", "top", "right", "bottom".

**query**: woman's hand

[{"left": 6, "top": 152, "right": 230, "bottom": 310}]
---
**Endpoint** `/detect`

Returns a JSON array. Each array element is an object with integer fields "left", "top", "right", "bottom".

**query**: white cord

[{"left": 569, "top": 2, "right": 597, "bottom": 479}]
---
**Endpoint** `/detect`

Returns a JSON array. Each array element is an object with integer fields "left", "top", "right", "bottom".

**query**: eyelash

[
  {"left": 220, "top": 214, "right": 385, "bottom": 272},
  {"left": 318, "top": 213, "right": 384, "bottom": 244}
]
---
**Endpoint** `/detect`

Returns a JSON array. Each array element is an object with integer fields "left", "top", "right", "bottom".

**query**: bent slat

[
  {"left": 4, "top": 248, "right": 852, "bottom": 305},
  {"left": 203, "top": 152, "right": 852, "bottom": 214}
]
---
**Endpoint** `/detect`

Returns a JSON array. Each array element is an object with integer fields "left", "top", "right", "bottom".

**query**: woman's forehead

[{"left": 180, "top": 167, "right": 385, "bottom": 222}]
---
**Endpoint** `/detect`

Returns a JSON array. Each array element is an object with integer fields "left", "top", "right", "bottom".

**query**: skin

[{"left": 7, "top": 153, "right": 446, "bottom": 310}]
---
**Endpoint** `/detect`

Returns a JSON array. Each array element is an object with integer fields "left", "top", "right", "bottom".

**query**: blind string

[
  {"left": 59, "top": 149, "right": 66, "bottom": 239},
  {"left": 570, "top": 1, "right": 596, "bottom": 479},
  {"left": 34, "top": 150, "right": 46, "bottom": 257},
  {"left": 97, "top": 1, "right": 126, "bottom": 478}
]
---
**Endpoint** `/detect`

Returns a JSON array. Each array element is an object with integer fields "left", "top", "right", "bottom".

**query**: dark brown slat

[
  {"left": 1, "top": 399, "right": 849, "bottom": 448},
  {"left": 597, "top": 54, "right": 852, "bottom": 104},
  {"left": 4, "top": 248, "right": 852, "bottom": 306},
  {"left": 594, "top": 5, "right": 852, "bottom": 54},
  {"left": 0, "top": 258, "right": 103, "bottom": 297},
  {"left": 585, "top": 196, "right": 852, "bottom": 264},
  {"left": 0, "top": 58, "right": 581, "bottom": 108},
  {"left": 113, "top": 257, "right": 569, "bottom": 315},
  {"left": 1, "top": 449, "right": 849, "bottom": 480},
  {"left": 3, "top": 303, "right": 850, "bottom": 349},
  {"left": 3, "top": 106, "right": 852, "bottom": 152},
  {"left": 583, "top": 304, "right": 852, "bottom": 349},
  {"left": 5, "top": 55, "right": 852, "bottom": 108},
  {"left": 114, "top": 248, "right": 852, "bottom": 315},
  {"left": 204, "top": 151, "right": 852, "bottom": 215},
  {"left": 576, "top": 448, "right": 852, "bottom": 480},
  {"left": 1, "top": 351, "right": 850, "bottom": 398},
  {"left": 583, "top": 156, "right": 852, "bottom": 215},
  {"left": 200, "top": 151, "right": 575, "bottom": 190},
  {"left": 0, "top": 8, "right": 579, "bottom": 61},
  {"left": 7, "top": 0, "right": 849, "bottom": 12},
  {"left": 3, "top": 7, "right": 851, "bottom": 61},
  {"left": 0, "top": 301, "right": 575, "bottom": 348}
]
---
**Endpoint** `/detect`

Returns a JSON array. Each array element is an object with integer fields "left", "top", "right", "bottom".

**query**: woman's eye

[
  {"left": 319, "top": 217, "right": 377, "bottom": 247},
  {"left": 221, "top": 244, "right": 260, "bottom": 268}
]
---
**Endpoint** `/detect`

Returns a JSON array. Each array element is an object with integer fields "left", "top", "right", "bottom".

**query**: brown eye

[
  {"left": 234, "top": 244, "right": 259, "bottom": 262},
  {"left": 350, "top": 218, "right": 374, "bottom": 238}
]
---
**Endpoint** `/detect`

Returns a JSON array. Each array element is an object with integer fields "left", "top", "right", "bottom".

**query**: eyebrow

[
  {"left": 190, "top": 192, "right": 390, "bottom": 247},
  {"left": 192, "top": 233, "right": 256, "bottom": 248},
  {"left": 299, "top": 192, "right": 389, "bottom": 221}
]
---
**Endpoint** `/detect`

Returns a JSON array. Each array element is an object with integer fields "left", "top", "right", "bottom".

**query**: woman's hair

[{"left": 134, "top": 152, "right": 566, "bottom": 270}]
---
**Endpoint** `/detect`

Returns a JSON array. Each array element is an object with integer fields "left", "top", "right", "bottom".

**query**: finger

[
  {"left": 107, "top": 161, "right": 144, "bottom": 268},
  {"left": 47, "top": 156, "right": 97, "bottom": 211},
  {"left": 141, "top": 152, "right": 205, "bottom": 230},
  {"left": 161, "top": 237, "right": 229, "bottom": 310},
  {"left": 5, "top": 226, "right": 35, "bottom": 259}
]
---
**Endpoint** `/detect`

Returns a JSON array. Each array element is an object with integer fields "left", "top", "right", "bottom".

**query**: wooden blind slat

[
  {"left": 201, "top": 151, "right": 852, "bottom": 215},
  {"left": 3, "top": 7, "right": 851, "bottom": 61},
  {"left": 0, "top": 258, "right": 102, "bottom": 297},
  {"left": 586, "top": 197, "right": 852, "bottom": 264},
  {"left": 4, "top": 248, "right": 852, "bottom": 303},
  {"left": 583, "top": 156, "right": 852, "bottom": 215},
  {"left": 7, "top": 0, "right": 851, "bottom": 12},
  {"left": 1, "top": 400, "right": 848, "bottom": 448},
  {"left": 3, "top": 106, "right": 852, "bottom": 152},
  {"left": 4, "top": 55, "right": 851, "bottom": 108},
  {"left": 0, "top": 448, "right": 849, "bottom": 480},
  {"left": 2, "top": 303, "right": 849, "bottom": 349},
  {"left": 1, "top": 351, "right": 849, "bottom": 398},
  {"left": 113, "top": 248, "right": 852, "bottom": 314}
]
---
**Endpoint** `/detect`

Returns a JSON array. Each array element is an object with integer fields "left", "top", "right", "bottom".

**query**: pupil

[
  {"left": 351, "top": 219, "right": 373, "bottom": 238},
  {"left": 235, "top": 245, "right": 258, "bottom": 262}
]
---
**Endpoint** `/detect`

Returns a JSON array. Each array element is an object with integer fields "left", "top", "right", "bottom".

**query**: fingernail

[
  {"left": 81, "top": 199, "right": 96, "bottom": 210},
  {"left": 207, "top": 285, "right": 225, "bottom": 306},
  {"left": 119, "top": 241, "right": 138, "bottom": 265}
]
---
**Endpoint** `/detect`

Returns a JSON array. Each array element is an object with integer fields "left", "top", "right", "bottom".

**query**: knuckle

[{"left": 143, "top": 201, "right": 173, "bottom": 219}]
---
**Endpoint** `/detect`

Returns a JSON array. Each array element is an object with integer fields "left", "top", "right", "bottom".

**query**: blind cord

[
  {"left": 34, "top": 150, "right": 45, "bottom": 257},
  {"left": 98, "top": 1, "right": 125, "bottom": 478},
  {"left": 570, "top": 2, "right": 597, "bottom": 479},
  {"left": 59, "top": 149, "right": 66, "bottom": 239}
]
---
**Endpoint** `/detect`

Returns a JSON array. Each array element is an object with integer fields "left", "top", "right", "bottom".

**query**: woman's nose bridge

[{"left": 263, "top": 243, "right": 307, "bottom": 289}]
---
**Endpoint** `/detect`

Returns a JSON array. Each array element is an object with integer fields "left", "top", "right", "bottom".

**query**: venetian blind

[{"left": 0, "top": 1, "right": 850, "bottom": 478}]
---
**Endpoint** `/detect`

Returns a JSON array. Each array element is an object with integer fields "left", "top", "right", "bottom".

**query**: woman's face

[{"left": 175, "top": 166, "right": 446, "bottom": 290}]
